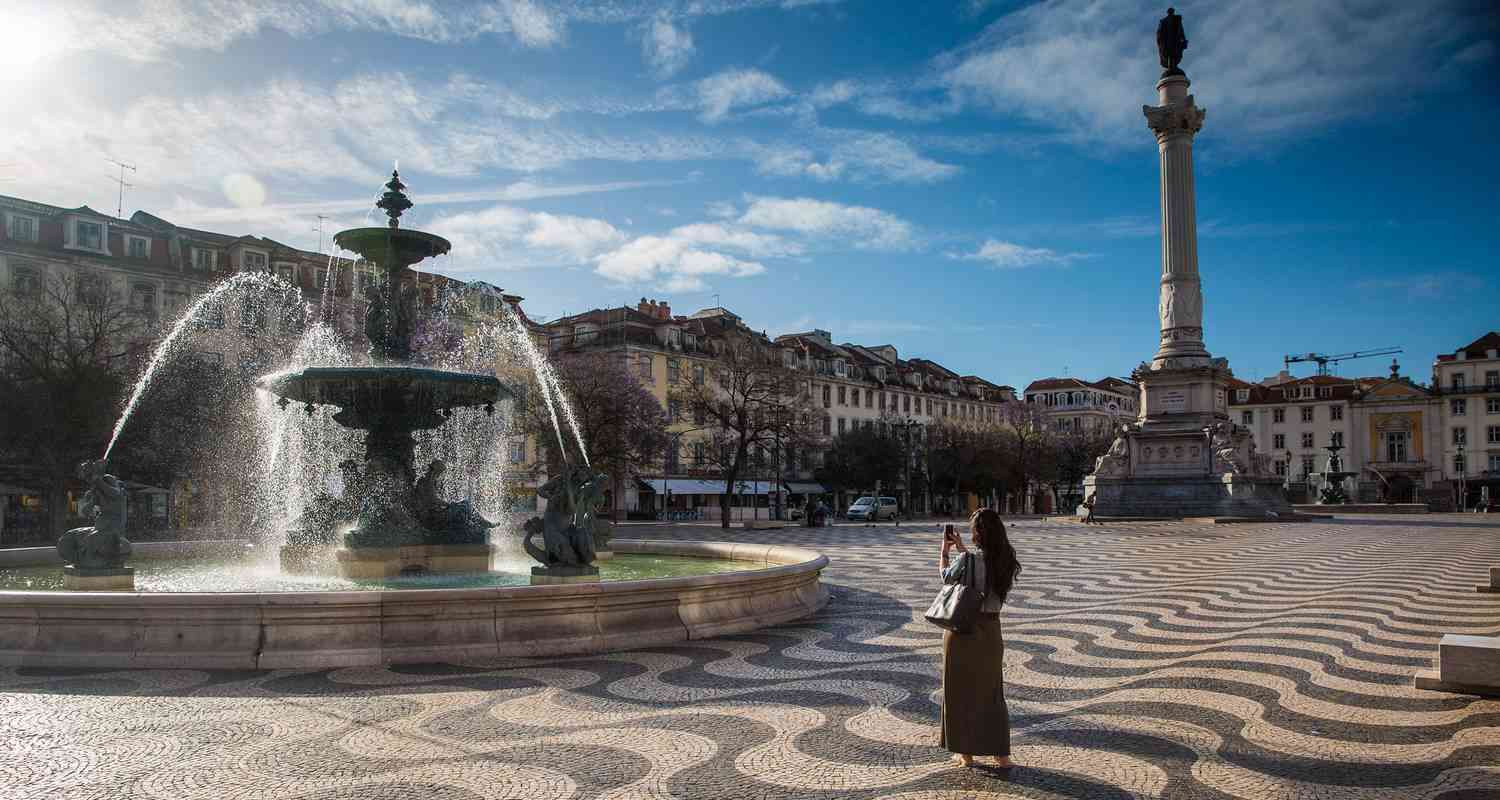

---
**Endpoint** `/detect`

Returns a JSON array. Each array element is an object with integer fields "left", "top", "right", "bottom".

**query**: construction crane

[{"left": 1283, "top": 347, "right": 1404, "bottom": 376}]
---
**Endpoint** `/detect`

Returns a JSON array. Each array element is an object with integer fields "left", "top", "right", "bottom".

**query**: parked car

[{"left": 846, "top": 496, "right": 899, "bottom": 521}]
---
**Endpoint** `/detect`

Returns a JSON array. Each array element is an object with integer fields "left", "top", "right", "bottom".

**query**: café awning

[
  {"left": 647, "top": 478, "right": 772, "bottom": 495},
  {"left": 783, "top": 481, "right": 827, "bottom": 494}
]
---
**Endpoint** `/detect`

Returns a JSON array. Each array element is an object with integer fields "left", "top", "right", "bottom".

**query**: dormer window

[
  {"left": 192, "top": 248, "right": 217, "bottom": 271},
  {"left": 276, "top": 263, "right": 297, "bottom": 285},
  {"left": 782, "top": 349, "right": 796, "bottom": 367},
  {"left": 684, "top": 333, "right": 697, "bottom": 350},
  {"left": 875, "top": 367, "right": 886, "bottom": 381},
  {"left": 1318, "top": 386, "right": 1333, "bottom": 398},
  {"left": 1298, "top": 385, "right": 1313, "bottom": 399},
  {"left": 68, "top": 219, "right": 106, "bottom": 252},
  {"left": 667, "top": 328, "right": 682, "bottom": 347},
  {"left": 243, "top": 250, "right": 268, "bottom": 271},
  {"left": 1236, "top": 389, "right": 1249, "bottom": 402},
  {"left": 834, "top": 360, "right": 846, "bottom": 377},
  {"left": 5, "top": 212, "right": 38, "bottom": 243}
]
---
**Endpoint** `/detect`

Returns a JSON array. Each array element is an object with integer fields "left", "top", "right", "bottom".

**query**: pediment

[{"left": 1361, "top": 379, "right": 1427, "bottom": 400}]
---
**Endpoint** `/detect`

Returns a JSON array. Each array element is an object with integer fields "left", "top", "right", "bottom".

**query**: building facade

[
  {"left": 1023, "top": 377, "right": 1138, "bottom": 432},
  {"left": 544, "top": 300, "right": 1017, "bottom": 520},
  {"left": 0, "top": 192, "right": 537, "bottom": 540},
  {"left": 1432, "top": 332, "right": 1500, "bottom": 509}
]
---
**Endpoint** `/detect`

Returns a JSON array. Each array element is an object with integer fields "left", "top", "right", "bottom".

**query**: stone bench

[{"left": 1414, "top": 634, "right": 1500, "bottom": 697}]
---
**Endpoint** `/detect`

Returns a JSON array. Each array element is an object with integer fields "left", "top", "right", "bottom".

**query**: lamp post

[
  {"left": 901, "top": 417, "right": 917, "bottom": 521},
  {"left": 1457, "top": 442, "right": 1467, "bottom": 513}
]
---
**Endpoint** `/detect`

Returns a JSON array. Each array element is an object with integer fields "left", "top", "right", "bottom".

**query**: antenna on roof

[
  {"left": 105, "top": 157, "right": 136, "bottom": 218},
  {"left": 713, "top": 292, "right": 721, "bottom": 309},
  {"left": 314, "top": 214, "right": 329, "bottom": 253}
]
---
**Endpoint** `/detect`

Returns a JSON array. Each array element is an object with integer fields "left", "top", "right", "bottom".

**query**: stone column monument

[{"left": 1080, "top": 8, "right": 1290, "bottom": 519}]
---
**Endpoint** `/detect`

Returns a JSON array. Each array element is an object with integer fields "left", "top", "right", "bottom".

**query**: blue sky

[{"left": 2, "top": 0, "right": 1496, "bottom": 390}]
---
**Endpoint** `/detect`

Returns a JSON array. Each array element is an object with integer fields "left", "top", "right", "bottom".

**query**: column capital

[{"left": 1143, "top": 98, "right": 1206, "bottom": 141}]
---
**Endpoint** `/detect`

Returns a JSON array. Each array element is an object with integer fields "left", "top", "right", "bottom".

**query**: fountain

[
  {"left": 0, "top": 169, "right": 828, "bottom": 668},
  {"left": 257, "top": 171, "right": 503, "bottom": 578},
  {"left": 1316, "top": 438, "right": 1356, "bottom": 505}
]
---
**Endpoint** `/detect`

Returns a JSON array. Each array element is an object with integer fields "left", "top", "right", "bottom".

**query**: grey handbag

[{"left": 924, "top": 552, "right": 986, "bottom": 634}]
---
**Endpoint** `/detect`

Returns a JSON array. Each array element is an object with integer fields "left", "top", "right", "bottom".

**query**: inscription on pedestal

[{"left": 1160, "top": 389, "right": 1187, "bottom": 413}]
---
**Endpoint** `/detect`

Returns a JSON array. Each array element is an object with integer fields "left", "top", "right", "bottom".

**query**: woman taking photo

[{"left": 938, "top": 508, "right": 1021, "bottom": 768}]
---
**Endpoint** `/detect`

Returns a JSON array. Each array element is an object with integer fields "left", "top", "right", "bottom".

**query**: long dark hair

[{"left": 970, "top": 508, "right": 1020, "bottom": 602}]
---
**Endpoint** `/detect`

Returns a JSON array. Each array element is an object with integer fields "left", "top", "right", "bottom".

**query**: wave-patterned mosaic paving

[{"left": 4, "top": 517, "right": 1498, "bottom": 799}]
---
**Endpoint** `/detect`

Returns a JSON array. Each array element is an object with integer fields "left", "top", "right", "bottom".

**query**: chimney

[
  {"left": 659, "top": 301, "right": 671, "bottom": 319},
  {"left": 637, "top": 297, "right": 651, "bottom": 315}
]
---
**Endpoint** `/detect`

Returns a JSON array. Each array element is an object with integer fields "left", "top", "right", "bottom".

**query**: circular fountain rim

[{"left": 0, "top": 540, "right": 828, "bottom": 668}]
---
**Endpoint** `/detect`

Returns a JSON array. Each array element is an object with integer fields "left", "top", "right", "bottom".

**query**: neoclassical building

[{"left": 1023, "top": 376, "right": 1139, "bottom": 432}]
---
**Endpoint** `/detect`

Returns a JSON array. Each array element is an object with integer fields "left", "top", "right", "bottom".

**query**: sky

[{"left": 1, "top": 0, "right": 1496, "bottom": 391}]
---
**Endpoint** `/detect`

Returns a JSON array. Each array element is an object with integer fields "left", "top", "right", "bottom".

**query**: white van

[{"left": 846, "top": 496, "right": 899, "bottom": 521}]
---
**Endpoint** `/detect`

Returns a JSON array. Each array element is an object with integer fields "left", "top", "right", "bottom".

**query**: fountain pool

[{"left": 2, "top": 168, "right": 827, "bottom": 668}]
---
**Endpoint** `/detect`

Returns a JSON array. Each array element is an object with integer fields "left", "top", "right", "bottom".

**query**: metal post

[{"left": 1458, "top": 443, "right": 1467, "bottom": 512}]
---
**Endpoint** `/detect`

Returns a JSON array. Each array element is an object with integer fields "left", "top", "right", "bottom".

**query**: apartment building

[
  {"left": 1432, "top": 332, "right": 1500, "bottom": 507},
  {"left": 1023, "top": 376, "right": 1139, "bottom": 432}
]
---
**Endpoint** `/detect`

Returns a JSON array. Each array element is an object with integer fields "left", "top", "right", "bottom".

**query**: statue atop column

[{"left": 1156, "top": 8, "right": 1188, "bottom": 77}]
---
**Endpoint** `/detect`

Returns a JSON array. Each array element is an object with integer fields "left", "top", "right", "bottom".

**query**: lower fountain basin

[{"left": 0, "top": 540, "right": 827, "bottom": 668}]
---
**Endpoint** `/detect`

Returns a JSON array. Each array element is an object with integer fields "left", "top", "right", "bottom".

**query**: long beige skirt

[{"left": 939, "top": 614, "right": 1011, "bottom": 756}]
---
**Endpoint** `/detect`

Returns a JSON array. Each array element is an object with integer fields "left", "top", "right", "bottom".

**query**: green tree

[{"left": 815, "top": 424, "right": 903, "bottom": 500}]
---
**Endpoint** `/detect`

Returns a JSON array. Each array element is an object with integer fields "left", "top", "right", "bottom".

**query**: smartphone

[{"left": 942, "top": 524, "right": 957, "bottom": 542}]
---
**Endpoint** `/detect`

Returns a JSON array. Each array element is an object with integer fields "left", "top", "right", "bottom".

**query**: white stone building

[
  {"left": 1432, "top": 332, "right": 1500, "bottom": 507},
  {"left": 1023, "top": 377, "right": 1139, "bottom": 433}
]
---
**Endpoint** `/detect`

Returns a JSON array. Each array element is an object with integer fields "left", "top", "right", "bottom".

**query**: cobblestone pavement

[{"left": 4, "top": 516, "right": 1500, "bottom": 799}]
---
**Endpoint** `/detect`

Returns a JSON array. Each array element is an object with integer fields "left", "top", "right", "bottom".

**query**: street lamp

[
  {"left": 1457, "top": 442, "right": 1467, "bottom": 513},
  {"left": 901, "top": 417, "right": 918, "bottom": 521}
]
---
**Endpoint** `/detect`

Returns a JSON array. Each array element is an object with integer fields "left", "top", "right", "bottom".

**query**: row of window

[
  {"left": 1242, "top": 405, "right": 1346, "bottom": 425},
  {"left": 1448, "top": 372, "right": 1500, "bottom": 390},
  {"left": 1450, "top": 398, "right": 1500, "bottom": 415},
  {"left": 1454, "top": 455, "right": 1500, "bottom": 475},
  {"left": 1451, "top": 426, "right": 1500, "bottom": 445},
  {"left": 1270, "top": 431, "right": 1345, "bottom": 450},
  {"left": 1237, "top": 385, "right": 1338, "bottom": 402},
  {"left": 1029, "top": 391, "right": 1134, "bottom": 412}
]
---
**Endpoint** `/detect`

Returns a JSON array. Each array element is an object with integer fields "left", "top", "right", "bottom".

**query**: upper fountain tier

[
  {"left": 255, "top": 170, "right": 505, "bottom": 488},
  {"left": 334, "top": 169, "right": 452, "bottom": 272}
]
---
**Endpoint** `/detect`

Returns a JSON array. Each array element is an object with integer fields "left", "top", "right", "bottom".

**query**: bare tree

[
  {"left": 671, "top": 333, "right": 822, "bottom": 528},
  {"left": 1046, "top": 422, "right": 1116, "bottom": 512},
  {"left": 523, "top": 351, "right": 668, "bottom": 520},
  {"left": 0, "top": 271, "right": 142, "bottom": 538},
  {"left": 998, "top": 400, "right": 1051, "bottom": 513}
]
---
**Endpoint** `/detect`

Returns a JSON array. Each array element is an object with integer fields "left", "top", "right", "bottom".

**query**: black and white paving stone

[{"left": 3, "top": 515, "right": 1498, "bottom": 799}]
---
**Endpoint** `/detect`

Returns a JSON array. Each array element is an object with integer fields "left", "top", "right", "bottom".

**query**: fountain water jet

[{"left": 257, "top": 171, "right": 505, "bottom": 577}]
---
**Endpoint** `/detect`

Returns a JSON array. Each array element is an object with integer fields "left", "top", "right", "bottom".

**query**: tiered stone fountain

[{"left": 258, "top": 171, "right": 503, "bottom": 578}]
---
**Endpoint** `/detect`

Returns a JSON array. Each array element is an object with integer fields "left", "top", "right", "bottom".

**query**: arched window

[
  {"left": 11, "top": 265, "right": 40, "bottom": 295},
  {"left": 131, "top": 282, "right": 157, "bottom": 313}
]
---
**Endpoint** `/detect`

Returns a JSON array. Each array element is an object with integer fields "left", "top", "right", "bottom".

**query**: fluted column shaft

[{"left": 1144, "top": 74, "right": 1208, "bottom": 369}]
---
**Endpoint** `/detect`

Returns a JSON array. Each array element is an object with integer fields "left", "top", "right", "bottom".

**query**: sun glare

[{"left": 0, "top": 8, "right": 64, "bottom": 73}]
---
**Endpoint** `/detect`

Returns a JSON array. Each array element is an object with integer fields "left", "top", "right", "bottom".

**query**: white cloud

[
  {"left": 524, "top": 212, "right": 629, "bottom": 259},
  {"left": 940, "top": 0, "right": 1494, "bottom": 146},
  {"left": 0, "top": 72, "right": 730, "bottom": 217},
  {"left": 48, "top": 0, "right": 566, "bottom": 61},
  {"left": 1356, "top": 272, "right": 1485, "bottom": 299},
  {"left": 595, "top": 235, "right": 765, "bottom": 291},
  {"left": 949, "top": 239, "right": 1083, "bottom": 268},
  {"left": 642, "top": 12, "right": 695, "bottom": 78},
  {"left": 753, "top": 130, "right": 958, "bottom": 184},
  {"left": 738, "top": 196, "right": 915, "bottom": 250},
  {"left": 425, "top": 205, "right": 626, "bottom": 270},
  {"left": 696, "top": 68, "right": 791, "bottom": 122}
]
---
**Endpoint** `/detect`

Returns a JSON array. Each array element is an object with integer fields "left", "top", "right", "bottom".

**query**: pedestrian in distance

[
  {"left": 1081, "top": 493, "right": 1099, "bottom": 525},
  {"left": 938, "top": 509, "right": 1021, "bottom": 769}
]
